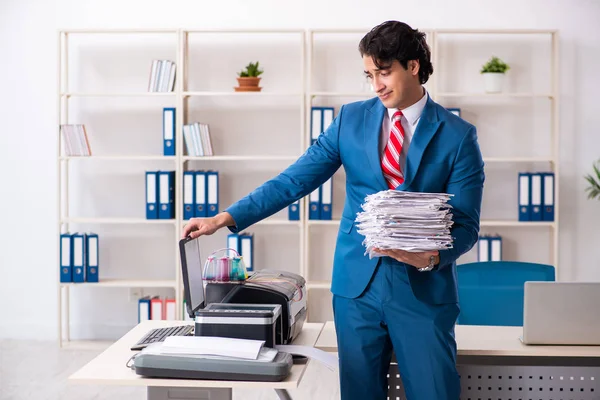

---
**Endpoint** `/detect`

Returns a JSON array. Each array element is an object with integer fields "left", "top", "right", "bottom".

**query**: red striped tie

[{"left": 381, "top": 110, "right": 405, "bottom": 189}]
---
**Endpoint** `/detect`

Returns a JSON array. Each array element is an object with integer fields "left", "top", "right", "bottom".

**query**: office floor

[{"left": 0, "top": 339, "right": 340, "bottom": 400}]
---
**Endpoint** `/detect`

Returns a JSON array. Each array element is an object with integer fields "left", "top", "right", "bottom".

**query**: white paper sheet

[{"left": 276, "top": 345, "right": 339, "bottom": 371}]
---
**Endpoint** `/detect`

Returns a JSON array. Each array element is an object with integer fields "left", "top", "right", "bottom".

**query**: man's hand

[
  {"left": 374, "top": 248, "right": 439, "bottom": 269},
  {"left": 181, "top": 212, "right": 235, "bottom": 239}
]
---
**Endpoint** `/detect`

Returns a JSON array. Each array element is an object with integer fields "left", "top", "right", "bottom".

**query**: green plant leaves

[
  {"left": 584, "top": 160, "right": 600, "bottom": 200},
  {"left": 481, "top": 56, "right": 510, "bottom": 74}
]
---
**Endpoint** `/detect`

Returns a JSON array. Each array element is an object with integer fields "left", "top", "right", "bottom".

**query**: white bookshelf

[{"left": 57, "top": 27, "right": 559, "bottom": 346}]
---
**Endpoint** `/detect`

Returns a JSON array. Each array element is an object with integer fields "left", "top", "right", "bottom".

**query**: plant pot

[
  {"left": 235, "top": 77, "right": 262, "bottom": 92},
  {"left": 482, "top": 72, "right": 505, "bottom": 93}
]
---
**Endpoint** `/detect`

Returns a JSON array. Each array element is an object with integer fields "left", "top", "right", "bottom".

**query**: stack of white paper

[
  {"left": 355, "top": 190, "right": 454, "bottom": 257},
  {"left": 160, "top": 336, "right": 265, "bottom": 360}
]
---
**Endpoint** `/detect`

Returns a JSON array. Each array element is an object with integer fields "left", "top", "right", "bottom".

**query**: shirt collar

[{"left": 387, "top": 89, "right": 428, "bottom": 126}]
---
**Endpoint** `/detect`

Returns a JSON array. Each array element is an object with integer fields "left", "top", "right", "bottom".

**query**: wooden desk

[
  {"left": 316, "top": 321, "right": 600, "bottom": 399},
  {"left": 70, "top": 320, "right": 324, "bottom": 400}
]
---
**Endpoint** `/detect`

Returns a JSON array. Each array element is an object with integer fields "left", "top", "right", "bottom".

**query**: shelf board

[
  {"left": 309, "top": 91, "right": 373, "bottom": 97},
  {"left": 62, "top": 218, "right": 176, "bottom": 225},
  {"left": 60, "top": 92, "right": 175, "bottom": 97},
  {"left": 182, "top": 219, "right": 299, "bottom": 226},
  {"left": 308, "top": 220, "right": 340, "bottom": 226},
  {"left": 435, "top": 29, "right": 557, "bottom": 35},
  {"left": 60, "top": 29, "right": 179, "bottom": 34},
  {"left": 307, "top": 282, "right": 331, "bottom": 289},
  {"left": 483, "top": 157, "right": 555, "bottom": 163},
  {"left": 436, "top": 92, "right": 554, "bottom": 98},
  {"left": 182, "top": 155, "right": 298, "bottom": 161},
  {"left": 481, "top": 220, "right": 556, "bottom": 227},
  {"left": 60, "top": 155, "right": 176, "bottom": 161},
  {"left": 61, "top": 279, "right": 177, "bottom": 288},
  {"left": 183, "top": 91, "right": 302, "bottom": 97}
]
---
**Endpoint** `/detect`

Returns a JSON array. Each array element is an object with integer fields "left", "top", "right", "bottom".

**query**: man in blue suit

[{"left": 183, "top": 21, "right": 484, "bottom": 400}]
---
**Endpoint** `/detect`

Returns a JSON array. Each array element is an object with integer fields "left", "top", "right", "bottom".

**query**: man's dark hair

[{"left": 359, "top": 21, "right": 433, "bottom": 84}]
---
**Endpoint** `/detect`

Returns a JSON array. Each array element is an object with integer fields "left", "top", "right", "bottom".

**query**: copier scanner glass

[{"left": 180, "top": 237, "right": 205, "bottom": 318}]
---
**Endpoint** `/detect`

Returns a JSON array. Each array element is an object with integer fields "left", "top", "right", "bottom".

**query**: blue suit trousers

[{"left": 332, "top": 258, "right": 461, "bottom": 400}]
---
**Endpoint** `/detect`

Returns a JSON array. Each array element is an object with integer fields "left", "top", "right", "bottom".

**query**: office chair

[{"left": 456, "top": 261, "right": 555, "bottom": 326}]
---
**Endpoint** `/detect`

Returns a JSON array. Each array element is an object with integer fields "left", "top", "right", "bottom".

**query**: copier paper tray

[{"left": 133, "top": 351, "right": 293, "bottom": 382}]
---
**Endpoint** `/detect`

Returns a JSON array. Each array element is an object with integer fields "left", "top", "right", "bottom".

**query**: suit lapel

[
  {"left": 364, "top": 101, "right": 389, "bottom": 191},
  {"left": 397, "top": 96, "right": 442, "bottom": 190}
]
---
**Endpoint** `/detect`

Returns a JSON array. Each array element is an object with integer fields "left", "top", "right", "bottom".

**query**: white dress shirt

[{"left": 379, "top": 89, "right": 429, "bottom": 172}]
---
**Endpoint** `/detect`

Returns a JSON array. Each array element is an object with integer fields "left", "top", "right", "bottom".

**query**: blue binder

[
  {"left": 542, "top": 172, "right": 555, "bottom": 221},
  {"left": 227, "top": 233, "right": 240, "bottom": 255},
  {"left": 530, "top": 172, "right": 543, "bottom": 221},
  {"left": 163, "top": 107, "right": 176, "bottom": 156},
  {"left": 183, "top": 171, "right": 195, "bottom": 220},
  {"left": 146, "top": 171, "right": 159, "bottom": 219},
  {"left": 158, "top": 170, "right": 175, "bottom": 219},
  {"left": 320, "top": 178, "right": 333, "bottom": 220},
  {"left": 207, "top": 171, "right": 219, "bottom": 217},
  {"left": 490, "top": 235, "right": 503, "bottom": 261},
  {"left": 288, "top": 200, "right": 300, "bottom": 221},
  {"left": 518, "top": 172, "right": 531, "bottom": 222},
  {"left": 239, "top": 233, "right": 254, "bottom": 272},
  {"left": 310, "top": 107, "right": 335, "bottom": 145},
  {"left": 477, "top": 235, "right": 490, "bottom": 262},
  {"left": 86, "top": 233, "right": 99, "bottom": 282},
  {"left": 72, "top": 233, "right": 85, "bottom": 283},
  {"left": 138, "top": 296, "right": 151, "bottom": 323},
  {"left": 309, "top": 188, "right": 321, "bottom": 220},
  {"left": 60, "top": 233, "right": 73, "bottom": 283},
  {"left": 194, "top": 171, "right": 207, "bottom": 218}
]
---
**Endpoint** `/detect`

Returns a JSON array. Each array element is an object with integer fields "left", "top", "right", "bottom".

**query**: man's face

[{"left": 363, "top": 56, "right": 420, "bottom": 109}]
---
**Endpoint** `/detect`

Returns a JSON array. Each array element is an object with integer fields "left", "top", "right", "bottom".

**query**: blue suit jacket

[{"left": 226, "top": 95, "right": 485, "bottom": 305}]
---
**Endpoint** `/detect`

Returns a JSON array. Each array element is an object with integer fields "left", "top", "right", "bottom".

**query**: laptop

[
  {"left": 130, "top": 237, "right": 205, "bottom": 350},
  {"left": 521, "top": 281, "right": 600, "bottom": 345}
]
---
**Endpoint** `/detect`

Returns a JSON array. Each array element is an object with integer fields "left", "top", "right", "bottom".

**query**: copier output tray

[{"left": 133, "top": 351, "right": 293, "bottom": 382}]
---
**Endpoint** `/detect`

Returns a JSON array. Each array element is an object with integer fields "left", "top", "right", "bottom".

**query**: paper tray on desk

[{"left": 133, "top": 351, "right": 293, "bottom": 382}]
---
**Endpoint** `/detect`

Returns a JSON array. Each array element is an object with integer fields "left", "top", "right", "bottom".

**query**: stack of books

[
  {"left": 148, "top": 60, "right": 176, "bottom": 92},
  {"left": 61, "top": 124, "right": 92, "bottom": 156},
  {"left": 183, "top": 122, "right": 214, "bottom": 156}
]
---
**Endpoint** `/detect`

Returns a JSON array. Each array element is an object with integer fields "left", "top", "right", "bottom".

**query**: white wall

[{"left": 1, "top": 0, "right": 600, "bottom": 340}]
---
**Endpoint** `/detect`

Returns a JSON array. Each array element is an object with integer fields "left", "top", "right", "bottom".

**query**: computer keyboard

[{"left": 131, "top": 325, "right": 194, "bottom": 351}]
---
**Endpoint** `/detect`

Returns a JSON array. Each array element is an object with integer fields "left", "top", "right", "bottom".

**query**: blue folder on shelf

[
  {"left": 60, "top": 233, "right": 73, "bottom": 283},
  {"left": 227, "top": 233, "right": 240, "bottom": 255},
  {"left": 542, "top": 172, "right": 555, "bottom": 221},
  {"left": 320, "top": 178, "right": 332, "bottom": 220},
  {"left": 518, "top": 172, "right": 531, "bottom": 222},
  {"left": 309, "top": 188, "right": 321, "bottom": 220},
  {"left": 138, "top": 296, "right": 151, "bottom": 323},
  {"left": 206, "top": 171, "right": 219, "bottom": 217},
  {"left": 194, "top": 171, "right": 207, "bottom": 218},
  {"left": 86, "top": 233, "right": 99, "bottom": 282},
  {"left": 163, "top": 107, "right": 176, "bottom": 156},
  {"left": 183, "top": 171, "right": 195, "bottom": 220},
  {"left": 477, "top": 235, "right": 490, "bottom": 262},
  {"left": 530, "top": 172, "right": 543, "bottom": 221},
  {"left": 239, "top": 233, "right": 254, "bottom": 272},
  {"left": 72, "top": 233, "right": 85, "bottom": 283},
  {"left": 288, "top": 200, "right": 300, "bottom": 221},
  {"left": 159, "top": 171, "right": 175, "bottom": 219},
  {"left": 490, "top": 235, "right": 503, "bottom": 261},
  {"left": 146, "top": 171, "right": 159, "bottom": 220}
]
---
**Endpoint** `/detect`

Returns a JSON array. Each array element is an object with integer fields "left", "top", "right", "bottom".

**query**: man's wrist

[{"left": 215, "top": 212, "right": 235, "bottom": 229}]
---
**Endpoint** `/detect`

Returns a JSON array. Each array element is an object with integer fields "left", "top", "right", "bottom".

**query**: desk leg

[
  {"left": 148, "top": 387, "right": 232, "bottom": 400},
  {"left": 275, "top": 389, "right": 292, "bottom": 400}
]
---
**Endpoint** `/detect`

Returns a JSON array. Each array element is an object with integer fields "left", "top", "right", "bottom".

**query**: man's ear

[{"left": 410, "top": 60, "right": 420, "bottom": 77}]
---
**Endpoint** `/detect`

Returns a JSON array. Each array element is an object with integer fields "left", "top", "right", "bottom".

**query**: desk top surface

[
  {"left": 316, "top": 321, "right": 600, "bottom": 358},
  {"left": 69, "top": 320, "right": 324, "bottom": 388}
]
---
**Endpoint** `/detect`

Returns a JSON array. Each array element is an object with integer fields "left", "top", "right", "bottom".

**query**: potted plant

[
  {"left": 235, "top": 61, "right": 263, "bottom": 92},
  {"left": 480, "top": 56, "right": 510, "bottom": 93},
  {"left": 585, "top": 160, "right": 600, "bottom": 200}
]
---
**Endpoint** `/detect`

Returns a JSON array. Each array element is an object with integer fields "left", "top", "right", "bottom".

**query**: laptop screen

[{"left": 180, "top": 237, "right": 205, "bottom": 317}]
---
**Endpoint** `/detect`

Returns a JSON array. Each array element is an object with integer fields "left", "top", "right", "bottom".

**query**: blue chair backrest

[{"left": 456, "top": 261, "right": 555, "bottom": 326}]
